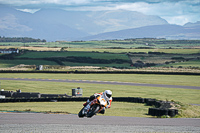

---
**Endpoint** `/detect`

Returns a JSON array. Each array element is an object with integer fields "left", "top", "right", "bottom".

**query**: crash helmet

[{"left": 103, "top": 90, "right": 112, "bottom": 100}]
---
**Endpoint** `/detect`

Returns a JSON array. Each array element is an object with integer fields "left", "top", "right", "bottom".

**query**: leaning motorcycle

[{"left": 78, "top": 96, "right": 107, "bottom": 118}]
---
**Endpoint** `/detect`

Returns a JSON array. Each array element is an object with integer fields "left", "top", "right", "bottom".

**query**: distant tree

[{"left": 0, "top": 37, "right": 46, "bottom": 42}]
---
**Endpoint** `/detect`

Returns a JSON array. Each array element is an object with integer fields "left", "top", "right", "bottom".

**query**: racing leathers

[{"left": 83, "top": 92, "right": 112, "bottom": 114}]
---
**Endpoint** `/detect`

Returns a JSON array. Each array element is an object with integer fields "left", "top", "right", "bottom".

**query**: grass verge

[
  {"left": 0, "top": 102, "right": 151, "bottom": 117},
  {"left": 0, "top": 73, "right": 199, "bottom": 86},
  {"left": 174, "top": 102, "right": 200, "bottom": 118},
  {"left": 0, "top": 102, "right": 199, "bottom": 118}
]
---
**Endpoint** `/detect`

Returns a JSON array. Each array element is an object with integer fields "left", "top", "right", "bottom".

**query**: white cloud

[
  {"left": 165, "top": 16, "right": 189, "bottom": 25},
  {"left": 164, "top": 15, "right": 200, "bottom": 25},
  {"left": 114, "top": 2, "right": 150, "bottom": 13},
  {"left": 109, "top": 1, "right": 200, "bottom": 25},
  {"left": 0, "top": 0, "right": 91, "bottom": 6},
  {"left": 16, "top": 8, "right": 41, "bottom": 13}
]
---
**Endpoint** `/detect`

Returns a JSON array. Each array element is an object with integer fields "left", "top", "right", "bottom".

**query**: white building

[{"left": 0, "top": 48, "right": 19, "bottom": 54}]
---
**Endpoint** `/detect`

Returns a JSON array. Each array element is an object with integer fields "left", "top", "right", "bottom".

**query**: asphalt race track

[
  {"left": 0, "top": 78, "right": 200, "bottom": 90},
  {"left": 0, "top": 113, "right": 200, "bottom": 132}
]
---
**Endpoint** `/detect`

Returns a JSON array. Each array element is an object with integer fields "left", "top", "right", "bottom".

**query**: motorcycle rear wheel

[{"left": 87, "top": 104, "right": 101, "bottom": 118}]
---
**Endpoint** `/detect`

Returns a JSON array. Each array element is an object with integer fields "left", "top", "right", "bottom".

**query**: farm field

[
  {"left": 15, "top": 51, "right": 129, "bottom": 60},
  {"left": 1, "top": 38, "right": 200, "bottom": 49},
  {"left": 1, "top": 46, "right": 200, "bottom": 54},
  {"left": 0, "top": 39, "right": 200, "bottom": 70},
  {"left": 163, "top": 60, "right": 200, "bottom": 67},
  {"left": 0, "top": 51, "right": 131, "bottom": 69},
  {"left": 0, "top": 59, "right": 58, "bottom": 68},
  {"left": 67, "top": 48, "right": 200, "bottom": 54},
  {"left": 0, "top": 49, "right": 199, "bottom": 70}
]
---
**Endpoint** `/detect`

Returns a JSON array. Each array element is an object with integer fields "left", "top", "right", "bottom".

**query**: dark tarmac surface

[
  {"left": 0, "top": 78, "right": 200, "bottom": 90},
  {"left": 0, "top": 113, "right": 200, "bottom": 132}
]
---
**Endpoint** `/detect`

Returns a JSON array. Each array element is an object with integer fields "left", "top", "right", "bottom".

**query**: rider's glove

[{"left": 105, "top": 105, "right": 108, "bottom": 109}]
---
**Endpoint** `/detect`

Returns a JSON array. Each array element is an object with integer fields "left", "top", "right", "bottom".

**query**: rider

[{"left": 83, "top": 90, "right": 112, "bottom": 114}]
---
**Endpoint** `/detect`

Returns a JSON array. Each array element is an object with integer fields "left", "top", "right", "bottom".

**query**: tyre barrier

[
  {"left": 0, "top": 97, "right": 88, "bottom": 103},
  {"left": 113, "top": 97, "right": 145, "bottom": 103},
  {"left": 0, "top": 97, "right": 178, "bottom": 117},
  {"left": 1, "top": 70, "right": 200, "bottom": 75},
  {"left": 148, "top": 108, "right": 178, "bottom": 117}
]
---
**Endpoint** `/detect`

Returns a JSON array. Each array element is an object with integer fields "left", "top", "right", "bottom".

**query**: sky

[{"left": 0, "top": 0, "right": 200, "bottom": 25}]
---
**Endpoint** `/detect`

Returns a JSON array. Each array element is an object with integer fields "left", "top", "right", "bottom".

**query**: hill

[
  {"left": 82, "top": 24, "right": 200, "bottom": 40},
  {"left": 0, "top": 4, "right": 168, "bottom": 41},
  {"left": 1, "top": 4, "right": 199, "bottom": 41}
]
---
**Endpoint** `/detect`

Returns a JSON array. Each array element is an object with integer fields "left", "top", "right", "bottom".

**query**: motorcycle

[{"left": 78, "top": 95, "right": 107, "bottom": 118}]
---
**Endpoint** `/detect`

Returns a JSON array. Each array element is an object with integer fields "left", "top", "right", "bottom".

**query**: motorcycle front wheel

[
  {"left": 87, "top": 104, "right": 101, "bottom": 118},
  {"left": 78, "top": 107, "right": 86, "bottom": 118}
]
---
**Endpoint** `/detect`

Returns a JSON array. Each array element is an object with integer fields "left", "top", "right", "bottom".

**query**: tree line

[
  {"left": 0, "top": 37, "right": 46, "bottom": 43},
  {"left": 123, "top": 38, "right": 200, "bottom": 44}
]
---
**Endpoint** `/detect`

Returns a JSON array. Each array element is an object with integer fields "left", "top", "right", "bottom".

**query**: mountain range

[
  {"left": 0, "top": 4, "right": 199, "bottom": 41},
  {"left": 82, "top": 23, "right": 200, "bottom": 41}
]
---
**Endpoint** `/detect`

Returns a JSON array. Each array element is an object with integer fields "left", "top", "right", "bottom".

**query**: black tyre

[
  {"left": 160, "top": 109, "right": 168, "bottom": 116},
  {"left": 148, "top": 108, "right": 154, "bottom": 115},
  {"left": 168, "top": 109, "right": 176, "bottom": 117},
  {"left": 78, "top": 107, "right": 86, "bottom": 118},
  {"left": 87, "top": 104, "right": 101, "bottom": 118}
]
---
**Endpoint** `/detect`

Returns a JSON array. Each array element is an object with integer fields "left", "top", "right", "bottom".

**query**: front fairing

[{"left": 97, "top": 95, "right": 107, "bottom": 107}]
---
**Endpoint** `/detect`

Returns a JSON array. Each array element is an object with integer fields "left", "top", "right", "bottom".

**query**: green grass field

[
  {"left": 0, "top": 73, "right": 199, "bottom": 86},
  {"left": 1, "top": 47, "right": 199, "bottom": 69},
  {"left": 1, "top": 39, "right": 200, "bottom": 49},
  {"left": 16, "top": 51, "right": 129, "bottom": 60},
  {"left": 156, "top": 49, "right": 200, "bottom": 54},
  {"left": 0, "top": 102, "right": 151, "bottom": 117},
  {"left": 66, "top": 48, "right": 200, "bottom": 54},
  {"left": 62, "top": 61, "right": 130, "bottom": 67},
  {"left": 163, "top": 60, "right": 200, "bottom": 68},
  {"left": 1, "top": 40, "right": 200, "bottom": 70},
  {"left": 0, "top": 59, "right": 58, "bottom": 68},
  {"left": 0, "top": 73, "right": 199, "bottom": 118},
  {"left": 129, "top": 53, "right": 200, "bottom": 67},
  {"left": 0, "top": 50, "right": 131, "bottom": 68}
]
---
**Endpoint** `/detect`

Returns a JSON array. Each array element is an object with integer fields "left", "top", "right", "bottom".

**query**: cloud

[
  {"left": 0, "top": 0, "right": 91, "bottom": 6},
  {"left": 98, "top": 1, "right": 200, "bottom": 25},
  {"left": 16, "top": 8, "right": 41, "bottom": 13}
]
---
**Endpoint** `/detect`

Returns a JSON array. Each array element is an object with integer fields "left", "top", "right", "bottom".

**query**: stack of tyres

[
  {"left": 160, "top": 109, "right": 169, "bottom": 116},
  {"left": 148, "top": 108, "right": 156, "bottom": 116},
  {"left": 146, "top": 99, "right": 156, "bottom": 106},
  {"left": 148, "top": 108, "right": 178, "bottom": 117},
  {"left": 168, "top": 109, "right": 178, "bottom": 117},
  {"left": 154, "top": 101, "right": 162, "bottom": 108}
]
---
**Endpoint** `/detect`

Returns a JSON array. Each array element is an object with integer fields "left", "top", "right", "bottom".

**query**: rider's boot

[{"left": 99, "top": 107, "right": 105, "bottom": 114}]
